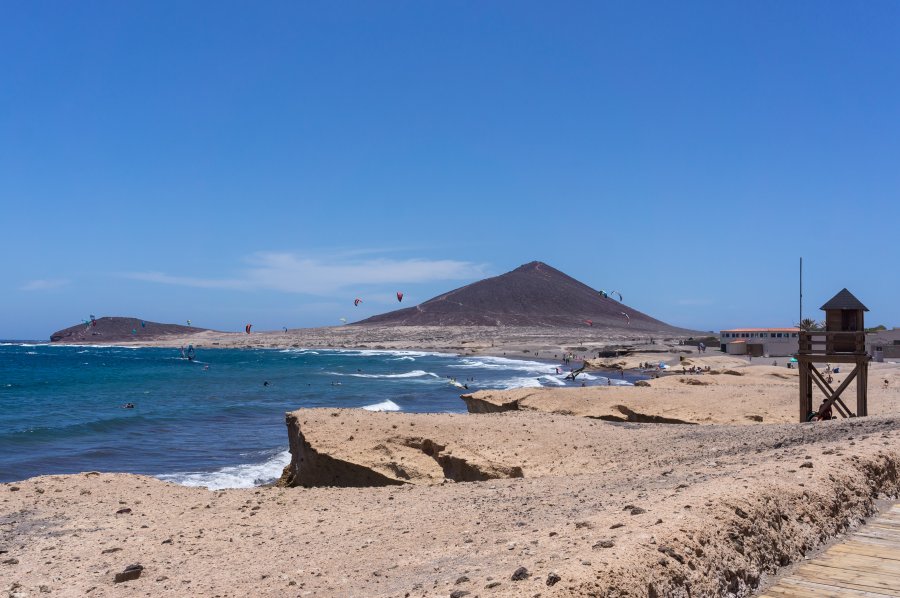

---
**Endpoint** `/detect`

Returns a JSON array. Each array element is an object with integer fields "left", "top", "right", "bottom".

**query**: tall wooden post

[
  {"left": 857, "top": 358, "right": 868, "bottom": 417},
  {"left": 799, "top": 363, "right": 812, "bottom": 421}
]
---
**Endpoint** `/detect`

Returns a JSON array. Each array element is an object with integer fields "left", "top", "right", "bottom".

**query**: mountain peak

[{"left": 357, "top": 262, "right": 686, "bottom": 331}]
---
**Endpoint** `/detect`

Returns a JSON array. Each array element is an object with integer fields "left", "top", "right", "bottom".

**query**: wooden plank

[
  {"left": 830, "top": 543, "right": 900, "bottom": 562},
  {"left": 812, "top": 553, "right": 900, "bottom": 577},
  {"left": 792, "top": 565, "right": 900, "bottom": 596},
  {"left": 797, "top": 561, "right": 900, "bottom": 590},
  {"left": 849, "top": 535, "right": 900, "bottom": 550},
  {"left": 855, "top": 529, "right": 900, "bottom": 542},
  {"left": 795, "top": 355, "right": 868, "bottom": 364},
  {"left": 776, "top": 577, "right": 900, "bottom": 597},
  {"left": 762, "top": 504, "right": 900, "bottom": 597}
]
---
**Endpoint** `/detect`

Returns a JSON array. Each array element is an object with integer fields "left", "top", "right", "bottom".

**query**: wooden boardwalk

[{"left": 759, "top": 503, "right": 900, "bottom": 597}]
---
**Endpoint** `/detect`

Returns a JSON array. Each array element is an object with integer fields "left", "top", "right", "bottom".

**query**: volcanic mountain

[
  {"left": 356, "top": 261, "right": 688, "bottom": 332},
  {"left": 50, "top": 317, "right": 207, "bottom": 343}
]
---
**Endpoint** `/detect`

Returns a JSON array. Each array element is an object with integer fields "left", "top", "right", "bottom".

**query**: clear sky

[{"left": 2, "top": 2, "right": 898, "bottom": 339}]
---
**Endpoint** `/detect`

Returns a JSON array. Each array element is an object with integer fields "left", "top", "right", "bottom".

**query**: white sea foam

[
  {"left": 330, "top": 370, "right": 440, "bottom": 379},
  {"left": 156, "top": 450, "right": 291, "bottom": 490},
  {"left": 493, "top": 376, "right": 544, "bottom": 389},
  {"left": 538, "top": 375, "right": 567, "bottom": 386},
  {"left": 278, "top": 349, "right": 319, "bottom": 355},
  {"left": 390, "top": 356, "right": 416, "bottom": 361},
  {"left": 363, "top": 399, "right": 402, "bottom": 411},
  {"left": 335, "top": 349, "right": 456, "bottom": 359},
  {"left": 449, "top": 356, "right": 554, "bottom": 373},
  {"left": 59, "top": 343, "right": 140, "bottom": 349}
]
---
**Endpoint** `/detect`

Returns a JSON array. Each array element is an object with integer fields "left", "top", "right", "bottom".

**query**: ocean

[{"left": 0, "top": 343, "right": 642, "bottom": 489}]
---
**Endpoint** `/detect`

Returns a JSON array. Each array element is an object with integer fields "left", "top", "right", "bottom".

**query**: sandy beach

[
  {"left": 5, "top": 329, "right": 900, "bottom": 597},
  {"left": 86, "top": 323, "right": 697, "bottom": 361}
]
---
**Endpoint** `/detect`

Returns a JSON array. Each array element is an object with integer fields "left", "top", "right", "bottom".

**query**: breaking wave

[
  {"left": 363, "top": 400, "right": 401, "bottom": 411},
  {"left": 332, "top": 370, "right": 441, "bottom": 379},
  {"left": 157, "top": 450, "right": 291, "bottom": 490}
]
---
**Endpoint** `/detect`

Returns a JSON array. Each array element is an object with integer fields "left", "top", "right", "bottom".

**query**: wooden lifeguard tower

[{"left": 797, "top": 288, "right": 870, "bottom": 422}]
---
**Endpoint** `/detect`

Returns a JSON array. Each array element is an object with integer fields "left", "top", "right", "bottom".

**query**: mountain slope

[{"left": 356, "top": 261, "right": 687, "bottom": 331}]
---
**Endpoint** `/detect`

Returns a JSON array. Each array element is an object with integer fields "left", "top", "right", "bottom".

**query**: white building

[
  {"left": 719, "top": 327, "right": 799, "bottom": 357},
  {"left": 867, "top": 328, "right": 900, "bottom": 362}
]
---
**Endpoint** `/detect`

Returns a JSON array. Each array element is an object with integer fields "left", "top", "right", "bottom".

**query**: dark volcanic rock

[
  {"left": 50, "top": 317, "right": 208, "bottom": 343},
  {"left": 356, "top": 261, "right": 688, "bottom": 331},
  {"left": 113, "top": 564, "right": 143, "bottom": 583}
]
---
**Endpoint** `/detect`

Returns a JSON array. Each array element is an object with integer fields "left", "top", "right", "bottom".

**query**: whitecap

[
  {"left": 491, "top": 376, "right": 544, "bottom": 389},
  {"left": 449, "top": 356, "right": 555, "bottom": 374},
  {"left": 330, "top": 370, "right": 440, "bottom": 379},
  {"left": 156, "top": 450, "right": 291, "bottom": 490},
  {"left": 363, "top": 400, "right": 401, "bottom": 411},
  {"left": 334, "top": 349, "right": 456, "bottom": 359}
]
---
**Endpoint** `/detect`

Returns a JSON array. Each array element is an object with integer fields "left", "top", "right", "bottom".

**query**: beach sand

[
  {"left": 6, "top": 330, "right": 900, "bottom": 596},
  {"left": 99, "top": 324, "right": 683, "bottom": 360}
]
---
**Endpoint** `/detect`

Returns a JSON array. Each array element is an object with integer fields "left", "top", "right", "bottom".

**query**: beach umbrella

[{"left": 789, "top": 357, "right": 798, "bottom": 363}]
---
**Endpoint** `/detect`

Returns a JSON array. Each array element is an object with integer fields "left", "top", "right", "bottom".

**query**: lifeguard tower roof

[{"left": 820, "top": 288, "right": 869, "bottom": 312}]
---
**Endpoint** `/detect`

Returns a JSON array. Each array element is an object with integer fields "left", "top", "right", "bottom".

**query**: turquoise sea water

[{"left": 0, "top": 343, "right": 641, "bottom": 489}]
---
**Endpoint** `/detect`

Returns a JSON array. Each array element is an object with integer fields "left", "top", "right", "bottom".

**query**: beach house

[
  {"left": 719, "top": 327, "right": 800, "bottom": 357},
  {"left": 867, "top": 328, "right": 900, "bottom": 361}
]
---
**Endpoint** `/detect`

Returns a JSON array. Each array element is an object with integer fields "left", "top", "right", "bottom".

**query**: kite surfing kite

[
  {"left": 610, "top": 291, "right": 623, "bottom": 302},
  {"left": 598, "top": 290, "right": 608, "bottom": 298},
  {"left": 396, "top": 292, "right": 404, "bottom": 302},
  {"left": 282, "top": 326, "right": 288, "bottom": 333},
  {"left": 339, "top": 317, "right": 348, "bottom": 324},
  {"left": 140, "top": 321, "right": 146, "bottom": 328},
  {"left": 584, "top": 320, "right": 593, "bottom": 327},
  {"left": 245, "top": 323, "right": 252, "bottom": 334},
  {"left": 354, "top": 298, "right": 362, "bottom": 307},
  {"left": 621, "top": 312, "right": 630, "bottom": 324},
  {"left": 186, "top": 319, "right": 192, "bottom": 326}
]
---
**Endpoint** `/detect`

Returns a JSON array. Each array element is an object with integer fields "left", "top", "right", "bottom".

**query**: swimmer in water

[
  {"left": 123, "top": 403, "right": 134, "bottom": 409},
  {"left": 263, "top": 381, "right": 269, "bottom": 387}
]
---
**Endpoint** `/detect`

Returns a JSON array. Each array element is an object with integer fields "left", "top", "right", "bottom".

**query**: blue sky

[{"left": 2, "top": 2, "right": 898, "bottom": 339}]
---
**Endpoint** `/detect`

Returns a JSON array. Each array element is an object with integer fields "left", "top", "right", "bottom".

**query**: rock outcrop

[
  {"left": 461, "top": 389, "right": 695, "bottom": 424},
  {"left": 50, "top": 317, "right": 207, "bottom": 344},
  {"left": 281, "top": 409, "right": 526, "bottom": 487}
]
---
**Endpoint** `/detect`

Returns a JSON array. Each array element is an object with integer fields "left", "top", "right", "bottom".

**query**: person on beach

[{"left": 816, "top": 399, "right": 833, "bottom": 421}]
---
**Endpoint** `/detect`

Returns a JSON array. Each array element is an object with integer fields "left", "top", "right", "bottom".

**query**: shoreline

[
  {"left": 5, "top": 333, "right": 900, "bottom": 596},
  {"left": 4, "top": 415, "right": 899, "bottom": 597}
]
